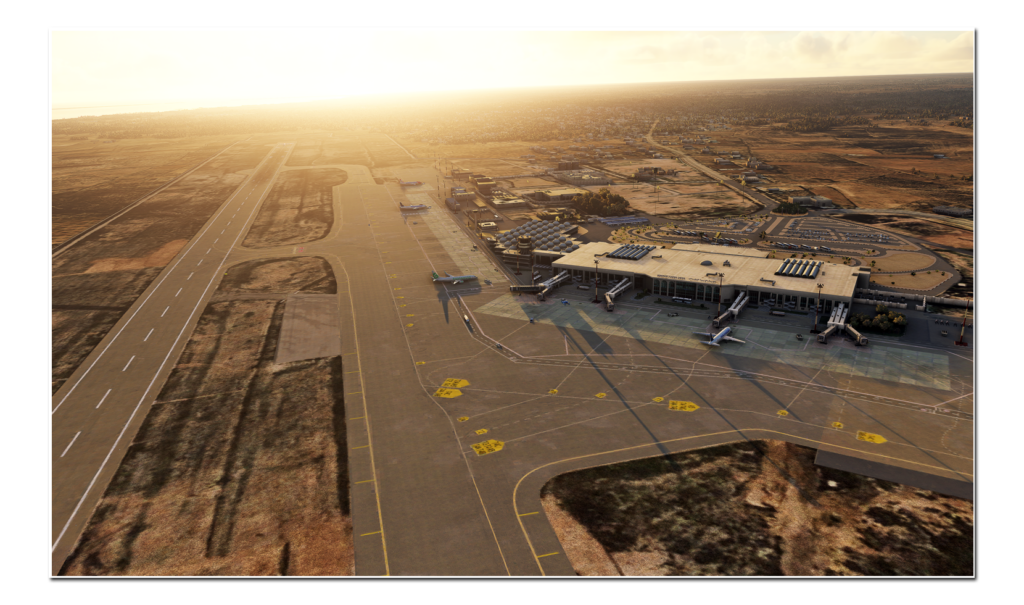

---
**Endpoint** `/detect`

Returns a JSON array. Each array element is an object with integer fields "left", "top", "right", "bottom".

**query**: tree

[{"left": 876, "top": 303, "right": 889, "bottom": 315}]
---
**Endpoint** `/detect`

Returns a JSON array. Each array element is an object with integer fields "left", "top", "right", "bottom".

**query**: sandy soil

[
  {"left": 544, "top": 440, "right": 973, "bottom": 576},
  {"left": 60, "top": 257, "right": 351, "bottom": 576},
  {"left": 52, "top": 135, "right": 240, "bottom": 246},
  {"left": 868, "top": 252, "right": 937, "bottom": 273},
  {"left": 243, "top": 168, "right": 345, "bottom": 248},
  {"left": 871, "top": 271, "right": 954, "bottom": 291}
]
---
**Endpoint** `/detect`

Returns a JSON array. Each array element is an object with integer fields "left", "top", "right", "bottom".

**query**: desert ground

[
  {"left": 52, "top": 134, "right": 241, "bottom": 246},
  {"left": 543, "top": 440, "right": 973, "bottom": 576},
  {"left": 51, "top": 140, "right": 279, "bottom": 394},
  {"left": 59, "top": 256, "right": 352, "bottom": 576},
  {"left": 242, "top": 167, "right": 346, "bottom": 248}
]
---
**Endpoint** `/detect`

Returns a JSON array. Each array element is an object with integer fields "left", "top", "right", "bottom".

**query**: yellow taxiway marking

[
  {"left": 390, "top": 274, "right": 398, "bottom": 278},
  {"left": 352, "top": 445, "right": 369, "bottom": 450},
  {"left": 457, "top": 416, "right": 469, "bottom": 422},
  {"left": 595, "top": 393, "right": 607, "bottom": 399},
  {"left": 518, "top": 512, "right": 539, "bottom": 517},
  {"left": 475, "top": 428, "right": 488, "bottom": 435},
  {"left": 832, "top": 422, "right": 844, "bottom": 429},
  {"left": 416, "top": 361, "right": 426, "bottom": 365},
  {"left": 400, "top": 304, "right": 407, "bottom": 308},
  {"left": 405, "top": 323, "right": 414, "bottom": 328},
  {"left": 857, "top": 431, "right": 887, "bottom": 444},
  {"left": 442, "top": 378, "right": 470, "bottom": 388},
  {"left": 347, "top": 391, "right": 362, "bottom": 395},
  {"left": 652, "top": 397, "right": 665, "bottom": 402},
  {"left": 361, "top": 531, "right": 382, "bottom": 537},
  {"left": 406, "top": 314, "right": 415, "bottom": 317},
  {"left": 345, "top": 371, "right": 361, "bottom": 374},
  {"left": 472, "top": 440, "right": 505, "bottom": 456},
  {"left": 536, "top": 552, "right": 560, "bottom": 558},
  {"left": 394, "top": 288, "right": 401, "bottom": 291},
  {"left": 355, "top": 479, "right": 376, "bottom": 484},
  {"left": 777, "top": 410, "right": 789, "bottom": 417},
  {"left": 434, "top": 387, "right": 462, "bottom": 398},
  {"left": 396, "top": 296, "right": 404, "bottom": 299},
  {"left": 668, "top": 400, "right": 700, "bottom": 412},
  {"left": 350, "top": 416, "right": 365, "bottom": 420},
  {"left": 548, "top": 389, "right": 558, "bottom": 395}
]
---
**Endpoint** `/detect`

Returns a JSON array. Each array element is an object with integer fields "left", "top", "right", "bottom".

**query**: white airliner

[
  {"left": 693, "top": 326, "right": 746, "bottom": 346},
  {"left": 432, "top": 271, "right": 478, "bottom": 285}
]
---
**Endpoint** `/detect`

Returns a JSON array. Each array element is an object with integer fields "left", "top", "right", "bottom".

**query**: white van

[{"left": 672, "top": 297, "right": 692, "bottom": 303}]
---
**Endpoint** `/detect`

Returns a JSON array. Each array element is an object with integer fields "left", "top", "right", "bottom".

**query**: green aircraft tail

[{"left": 432, "top": 271, "right": 440, "bottom": 279}]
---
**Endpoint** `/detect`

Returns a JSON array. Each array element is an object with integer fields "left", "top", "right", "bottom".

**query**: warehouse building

[{"left": 550, "top": 242, "right": 868, "bottom": 313}]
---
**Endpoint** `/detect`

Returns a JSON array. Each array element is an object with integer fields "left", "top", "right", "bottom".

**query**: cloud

[{"left": 792, "top": 32, "right": 835, "bottom": 61}]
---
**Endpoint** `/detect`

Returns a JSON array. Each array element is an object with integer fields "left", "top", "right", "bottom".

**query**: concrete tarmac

[{"left": 53, "top": 152, "right": 974, "bottom": 577}]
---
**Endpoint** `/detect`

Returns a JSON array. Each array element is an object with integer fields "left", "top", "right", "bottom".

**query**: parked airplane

[
  {"left": 400, "top": 202, "right": 430, "bottom": 212},
  {"left": 399, "top": 178, "right": 423, "bottom": 186},
  {"left": 693, "top": 326, "right": 746, "bottom": 346},
  {"left": 432, "top": 271, "right": 478, "bottom": 284}
]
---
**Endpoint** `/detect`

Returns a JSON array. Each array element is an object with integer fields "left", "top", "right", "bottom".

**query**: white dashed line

[
  {"left": 221, "top": 229, "right": 225, "bottom": 234},
  {"left": 227, "top": 221, "right": 231, "bottom": 226},
  {"left": 161, "top": 306, "right": 169, "bottom": 317},
  {"left": 197, "top": 259, "right": 203, "bottom": 266},
  {"left": 187, "top": 272, "right": 193, "bottom": 280},
  {"left": 144, "top": 328, "right": 154, "bottom": 341},
  {"left": 206, "top": 248, "right": 211, "bottom": 255},
  {"left": 213, "top": 238, "right": 218, "bottom": 244},
  {"left": 61, "top": 432, "right": 81, "bottom": 458},
  {"left": 122, "top": 356, "right": 135, "bottom": 372},
  {"left": 96, "top": 389, "right": 111, "bottom": 409},
  {"left": 175, "top": 287, "right": 182, "bottom": 297}
]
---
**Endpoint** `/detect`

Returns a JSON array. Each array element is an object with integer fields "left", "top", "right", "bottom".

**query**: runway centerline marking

[
  {"left": 122, "top": 356, "right": 135, "bottom": 371},
  {"left": 95, "top": 389, "right": 111, "bottom": 409},
  {"left": 175, "top": 288, "right": 182, "bottom": 297},
  {"left": 197, "top": 259, "right": 203, "bottom": 266},
  {"left": 187, "top": 272, "right": 193, "bottom": 281},
  {"left": 161, "top": 306, "right": 169, "bottom": 317},
  {"left": 50, "top": 152, "right": 290, "bottom": 556},
  {"left": 60, "top": 432, "right": 81, "bottom": 458},
  {"left": 144, "top": 328, "right": 154, "bottom": 342},
  {"left": 206, "top": 248, "right": 211, "bottom": 255}
]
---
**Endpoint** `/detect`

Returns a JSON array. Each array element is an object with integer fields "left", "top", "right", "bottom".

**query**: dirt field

[
  {"left": 243, "top": 168, "right": 345, "bottom": 248},
  {"left": 670, "top": 123, "right": 973, "bottom": 215},
  {"left": 543, "top": 440, "right": 972, "bottom": 576},
  {"left": 835, "top": 215, "right": 974, "bottom": 250},
  {"left": 868, "top": 252, "right": 937, "bottom": 273},
  {"left": 604, "top": 183, "right": 755, "bottom": 218},
  {"left": 59, "top": 256, "right": 351, "bottom": 576},
  {"left": 51, "top": 141, "right": 275, "bottom": 394},
  {"left": 52, "top": 135, "right": 241, "bottom": 246},
  {"left": 216, "top": 256, "right": 338, "bottom": 295}
]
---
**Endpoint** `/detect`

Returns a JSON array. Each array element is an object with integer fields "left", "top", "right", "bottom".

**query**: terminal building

[{"left": 547, "top": 242, "right": 869, "bottom": 313}]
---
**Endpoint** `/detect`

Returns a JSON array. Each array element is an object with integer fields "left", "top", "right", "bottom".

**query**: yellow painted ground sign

[
  {"left": 668, "top": 400, "right": 700, "bottom": 412},
  {"left": 472, "top": 440, "right": 504, "bottom": 456}
]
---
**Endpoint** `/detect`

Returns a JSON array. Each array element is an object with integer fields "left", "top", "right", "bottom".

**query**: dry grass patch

[{"left": 543, "top": 440, "right": 972, "bottom": 576}]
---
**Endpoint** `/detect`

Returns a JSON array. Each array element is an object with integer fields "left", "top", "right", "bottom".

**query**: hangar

[{"left": 549, "top": 242, "right": 870, "bottom": 313}]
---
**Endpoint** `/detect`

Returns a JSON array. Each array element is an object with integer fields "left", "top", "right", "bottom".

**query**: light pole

[
  {"left": 812, "top": 283, "right": 824, "bottom": 333},
  {"left": 593, "top": 260, "right": 601, "bottom": 302},
  {"left": 717, "top": 273, "right": 724, "bottom": 318}
]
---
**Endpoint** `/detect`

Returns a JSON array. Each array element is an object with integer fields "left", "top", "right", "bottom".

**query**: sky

[{"left": 51, "top": 30, "right": 974, "bottom": 110}]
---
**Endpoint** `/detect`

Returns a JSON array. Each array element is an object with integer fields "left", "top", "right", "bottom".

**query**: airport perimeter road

[
  {"left": 50, "top": 144, "right": 294, "bottom": 575},
  {"left": 644, "top": 130, "right": 778, "bottom": 215}
]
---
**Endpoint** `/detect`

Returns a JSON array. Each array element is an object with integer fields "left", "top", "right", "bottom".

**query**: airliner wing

[
  {"left": 700, "top": 341, "right": 719, "bottom": 346},
  {"left": 693, "top": 332, "right": 713, "bottom": 338},
  {"left": 724, "top": 336, "right": 746, "bottom": 344}
]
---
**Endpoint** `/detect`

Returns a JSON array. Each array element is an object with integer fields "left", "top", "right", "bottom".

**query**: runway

[{"left": 50, "top": 144, "right": 294, "bottom": 574}]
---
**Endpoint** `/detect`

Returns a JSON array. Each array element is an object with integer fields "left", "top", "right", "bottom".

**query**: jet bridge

[
  {"left": 603, "top": 277, "right": 632, "bottom": 312},
  {"left": 713, "top": 291, "right": 749, "bottom": 328},
  {"left": 536, "top": 271, "right": 570, "bottom": 301}
]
